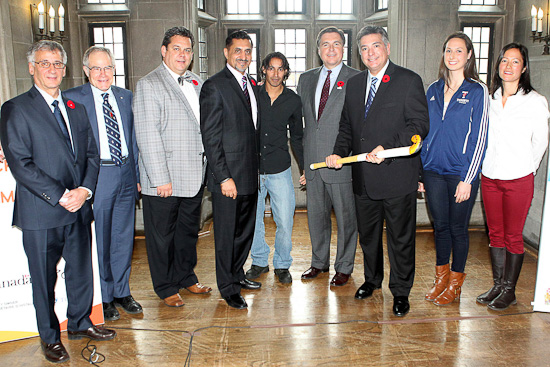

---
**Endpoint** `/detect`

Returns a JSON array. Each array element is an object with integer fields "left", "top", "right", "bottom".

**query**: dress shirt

[
  {"left": 365, "top": 60, "right": 390, "bottom": 104},
  {"left": 315, "top": 62, "right": 343, "bottom": 119},
  {"left": 36, "top": 85, "right": 73, "bottom": 149},
  {"left": 482, "top": 88, "right": 549, "bottom": 180},
  {"left": 90, "top": 84, "right": 129, "bottom": 160},
  {"left": 163, "top": 62, "right": 200, "bottom": 123},
  {"left": 226, "top": 63, "right": 258, "bottom": 127},
  {"left": 258, "top": 85, "right": 304, "bottom": 174}
]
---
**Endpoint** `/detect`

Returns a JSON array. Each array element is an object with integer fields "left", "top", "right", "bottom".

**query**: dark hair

[
  {"left": 316, "top": 27, "right": 345, "bottom": 48},
  {"left": 162, "top": 27, "right": 195, "bottom": 49},
  {"left": 225, "top": 30, "right": 253, "bottom": 49},
  {"left": 438, "top": 32, "right": 479, "bottom": 85},
  {"left": 260, "top": 52, "right": 291, "bottom": 83},
  {"left": 490, "top": 42, "right": 533, "bottom": 98},
  {"left": 356, "top": 26, "right": 389, "bottom": 49}
]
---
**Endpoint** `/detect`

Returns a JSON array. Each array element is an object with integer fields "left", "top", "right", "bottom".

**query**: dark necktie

[
  {"left": 51, "top": 100, "right": 73, "bottom": 155},
  {"left": 318, "top": 70, "right": 332, "bottom": 121},
  {"left": 364, "top": 77, "right": 378, "bottom": 119},
  {"left": 102, "top": 93, "right": 123, "bottom": 166},
  {"left": 178, "top": 75, "right": 192, "bottom": 85},
  {"left": 242, "top": 75, "right": 251, "bottom": 110}
]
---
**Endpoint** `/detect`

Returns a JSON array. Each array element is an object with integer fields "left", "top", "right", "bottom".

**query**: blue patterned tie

[
  {"left": 364, "top": 77, "right": 378, "bottom": 119},
  {"left": 242, "top": 75, "right": 251, "bottom": 110},
  {"left": 102, "top": 93, "right": 123, "bottom": 166},
  {"left": 51, "top": 100, "right": 73, "bottom": 155}
]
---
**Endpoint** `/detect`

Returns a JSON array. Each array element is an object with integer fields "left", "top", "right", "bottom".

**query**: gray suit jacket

[
  {"left": 297, "top": 64, "right": 360, "bottom": 183},
  {"left": 133, "top": 64, "right": 205, "bottom": 197}
]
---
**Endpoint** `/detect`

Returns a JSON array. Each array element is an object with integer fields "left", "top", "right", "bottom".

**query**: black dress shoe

[
  {"left": 113, "top": 295, "right": 143, "bottom": 314},
  {"left": 355, "top": 282, "right": 380, "bottom": 299},
  {"left": 301, "top": 266, "right": 329, "bottom": 279},
  {"left": 41, "top": 340, "right": 70, "bottom": 363},
  {"left": 393, "top": 296, "right": 410, "bottom": 317},
  {"left": 246, "top": 265, "right": 269, "bottom": 279},
  {"left": 68, "top": 325, "right": 117, "bottom": 341},
  {"left": 275, "top": 269, "right": 292, "bottom": 284},
  {"left": 103, "top": 301, "right": 120, "bottom": 321},
  {"left": 224, "top": 293, "right": 248, "bottom": 309},
  {"left": 239, "top": 278, "right": 262, "bottom": 289}
]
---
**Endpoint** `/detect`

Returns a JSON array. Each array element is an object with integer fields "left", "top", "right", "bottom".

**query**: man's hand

[
  {"left": 0, "top": 145, "right": 4, "bottom": 162},
  {"left": 137, "top": 183, "right": 141, "bottom": 193},
  {"left": 157, "top": 183, "right": 172, "bottom": 198},
  {"left": 299, "top": 174, "right": 306, "bottom": 186},
  {"left": 221, "top": 179, "right": 237, "bottom": 199},
  {"left": 366, "top": 145, "right": 385, "bottom": 164},
  {"left": 325, "top": 154, "right": 343, "bottom": 169},
  {"left": 418, "top": 182, "right": 425, "bottom": 192},
  {"left": 455, "top": 181, "right": 472, "bottom": 203},
  {"left": 59, "top": 188, "right": 88, "bottom": 212}
]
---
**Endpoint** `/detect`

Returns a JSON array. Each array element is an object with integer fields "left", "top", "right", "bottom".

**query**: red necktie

[{"left": 318, "top": 70, "right": 332, "bottom": 121}]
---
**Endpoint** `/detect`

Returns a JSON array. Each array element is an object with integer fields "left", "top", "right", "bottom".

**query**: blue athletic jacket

[{"left": 421, "top": 78, "right": 489, "bottom": 184}]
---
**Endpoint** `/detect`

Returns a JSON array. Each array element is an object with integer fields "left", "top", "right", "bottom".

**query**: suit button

[{"left": 361, "top": 138, "right": 365, "bottom": 141}]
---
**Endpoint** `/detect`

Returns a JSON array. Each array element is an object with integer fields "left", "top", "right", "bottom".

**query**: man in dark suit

[
  {"left": 200, "top": 30, "right": 261, "bottom": 309},
  {"left": 327, "top": 26, "right": 429, "bottom": 316},
  {"left": 0, "top": 41, "right": 115, "bottom": 363},
  {"left": 64, "top": 46, "right": 142, "bottom": 321}
]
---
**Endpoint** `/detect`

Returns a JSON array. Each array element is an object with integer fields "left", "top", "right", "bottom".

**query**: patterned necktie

[
  {"left": 51, "top": 100, "right": 73, "bottom": 155},
  {"left": 318, "top": 70, "right": 332, "bottom": 121},
  {"left": 364, "top": 77, "right": 378, "bottom": 119},
  {"left": 242, "top": 75, "right": 251, "bottom": 110},
  {"left": 178, "top": 75, "right": 192, "bottom": 85},
  {"left": 102, "top": 93, "right": 123, "bottom": 166}
]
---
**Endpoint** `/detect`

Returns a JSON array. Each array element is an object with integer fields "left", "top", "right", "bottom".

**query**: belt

[{"left": 100, "top": 156, "right": 129, "bottom": 166}]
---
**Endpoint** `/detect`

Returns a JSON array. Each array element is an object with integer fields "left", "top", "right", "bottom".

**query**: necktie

[
  {"left": 364, "top": 77, "right": 378, "bottom": 119},
  {"left": 242, "top": 75, "right": 251, "bottom": 110},
  {"left": 178, "top": 75, "right": 192, "bottom": 85},
  {"left": 318, "top": 70, "right": 332, "bottom": 121},
  {"left": 102, "top": 93, "right": 123, "bottom": 166},
  {"left": 51, "top": 100, "right": 73, "bottom": 155}
]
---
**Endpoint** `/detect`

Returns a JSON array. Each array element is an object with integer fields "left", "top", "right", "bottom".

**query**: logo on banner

[{"left": 0, "top": 274, "right": 32, "bottom": 289}]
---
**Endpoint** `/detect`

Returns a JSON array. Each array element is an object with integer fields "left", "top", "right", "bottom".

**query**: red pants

[{"left": 481, "top": 174, "right": 534, "bottom": 254}]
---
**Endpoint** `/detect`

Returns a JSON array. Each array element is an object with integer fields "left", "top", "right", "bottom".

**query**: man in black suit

[
  {"left": 327, "top": 26, "right": 429, "bottom": 316},
  {"left": 0, "top": 41, "right": 115, "bottom": 363},
  {"left": 200, "top": 30, "right": 260, "bottom": 309}
]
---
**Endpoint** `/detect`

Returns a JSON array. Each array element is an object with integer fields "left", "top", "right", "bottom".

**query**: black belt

[{"left": 100, "top": 156, "right": 129, "bottom": 166}]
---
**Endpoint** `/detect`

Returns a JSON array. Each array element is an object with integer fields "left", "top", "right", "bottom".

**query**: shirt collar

[
  {"left": 35, "top": 84, "right": 62, "bottom": 107},
  {"left": 226, "top": 63, "right": 249, "bottom": 83},
  {"left": 90, "top": 84, "right": 113, "bottom": 99},
  {"left": 368, "top": 60, "right": 390, "bottom": 79},
  {"left": 322, "top": 62, "right": 344, "bottom": 78},
  {"left": 163, "top": 61, "right": 191, "bottom": 84}
]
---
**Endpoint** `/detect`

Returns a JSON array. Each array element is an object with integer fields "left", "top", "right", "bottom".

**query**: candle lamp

[{"left": 531, "top": 1, "right": 550, "bottom": 55}]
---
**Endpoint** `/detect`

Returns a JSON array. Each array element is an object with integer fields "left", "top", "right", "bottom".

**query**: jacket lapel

[
  {"left": 62, "top": 94, "right": 79, "bottom": 160},
  {"left": 80, "top": 84, "right": 100, "bottom": 151},
  {"left": 111, "top": 86, "right": 133, "bottom": 146},
  {"left": 159, "top": 65, "right": 199, "bottom": 125},
  {"left": 309, "top": 68, "right": 322, "bottom": 119},
  {"left": 366, "top": 62, "right": 394, "bottom": 121}
]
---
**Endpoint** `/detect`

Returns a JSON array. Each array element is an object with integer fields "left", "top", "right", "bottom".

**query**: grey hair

[
  {"left": 316, "top": 26, "right": 345, "bottom": 48},
  {"left": 83, "top": 46, "right": 116, "bottom": 67},
  {"left": 356, "top": 26, "right": 390, "bottom": 50},
  {"left": 26, "top": 40, "right": 67, "bottom": 64}
]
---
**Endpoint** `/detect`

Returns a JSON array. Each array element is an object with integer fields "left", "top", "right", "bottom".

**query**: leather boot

[
  {"left": 434, "top": 271, "right": 466, "bottom": 306},
  {"left": 488, "top": 251, "right": 524, "bottom": 311},
  {"left": 477, "top": 246, "right": 506, "bottom": 304},
  {"left": 425, "top": 264, "right": 450, "bottom": 301}
]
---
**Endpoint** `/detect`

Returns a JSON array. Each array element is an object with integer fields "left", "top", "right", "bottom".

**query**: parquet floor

[{"left": 1, "top": 212, "right": 549, "bottom": 366}]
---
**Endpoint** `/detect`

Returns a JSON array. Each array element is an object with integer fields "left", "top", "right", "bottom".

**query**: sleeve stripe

[{"left": 464, "top": 82, "right": 489, "bottom": 184}]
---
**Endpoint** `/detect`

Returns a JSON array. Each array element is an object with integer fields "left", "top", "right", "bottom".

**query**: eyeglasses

[
  {"left": 34, "top": 61, "right": 66, "bottom": 69},
  {"left": 87, "top": 66, "right": 115, "bottom": 73}
]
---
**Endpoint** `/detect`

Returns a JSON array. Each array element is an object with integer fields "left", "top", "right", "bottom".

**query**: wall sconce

[
  {"left": 30, "top": 1, "right": 66, "bottom": 44},
  {"left": 531, "top": 2, "right": 550, "bottom": 55}
]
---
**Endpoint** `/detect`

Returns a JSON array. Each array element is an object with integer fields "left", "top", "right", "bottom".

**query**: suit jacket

[
  {"left": 200, "top": 66, "right": 260, "bottom": 196},
  {"left": 133, "top": 64, "right": 205, "bottom": 197},
  {"left": 64, "top": 83, "right": 140, "bottom": 200},
  {"left": 297, "top": 64, "right": 360, "bottom": 183},
  {"left": 0, "top": 86, "right": 99, "bottom": 230},
  {"left": 333, "top": 61, "right": 430, "bottom": 200}
]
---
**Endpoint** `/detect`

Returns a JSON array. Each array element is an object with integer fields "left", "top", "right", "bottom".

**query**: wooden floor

[{"left": 1, "top": 212, "right": 549, "bottom": 366}]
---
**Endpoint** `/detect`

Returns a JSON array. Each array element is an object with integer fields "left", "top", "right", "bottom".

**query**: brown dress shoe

[
  {"left": 163, "top": 293, "right": 184, "bottom": 307},
  {"left": 330, "top": 272, "right": 350, "bottom": 286},
  {"left": 185, "top": 283, "right": 212, "bottom": 294},
  {"left": 41, "top": 340, "right": 70, "bottom": 363},
  {"left": 68, "top": 325, "right": 116, "bottom": 341},
  {"left": 301, "top": 266, "right": 329, "bottom": 279}
]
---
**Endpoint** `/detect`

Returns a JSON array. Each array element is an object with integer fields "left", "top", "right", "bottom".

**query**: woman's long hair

[
  {"left": 490, "top": 42, "right": 534, "bottom": 98},
  {"left": 438, "top": 32, "right": 480, "bottom": 86}
]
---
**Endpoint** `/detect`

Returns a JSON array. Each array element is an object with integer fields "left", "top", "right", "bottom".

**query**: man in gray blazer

[
  {"left": 297, "top": 27, "right": 359, "bottom": 287},
  {"left": 134, "top": 27, "right": 211, "bottom": 308}
]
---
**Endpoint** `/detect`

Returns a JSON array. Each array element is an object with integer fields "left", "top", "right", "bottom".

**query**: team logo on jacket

[{"left": 457, "top": 91, "right": 469, "bottom": 104}]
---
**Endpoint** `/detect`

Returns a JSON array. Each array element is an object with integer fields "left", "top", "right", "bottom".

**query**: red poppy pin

[
  {"left": 67, "top": 100, "right": 75, "bottom": 109},
  {"left": 382, "top": 75, "right": 390, "bottom": 83},
  {"left": 192, "top": 80, "right": 199, "bottom": 86},
  {"left": 337, "top": 81, "right": 345, "bottom": 89},
  {"left": 251, "top": 79, "right": 257, "bottom": 86}
]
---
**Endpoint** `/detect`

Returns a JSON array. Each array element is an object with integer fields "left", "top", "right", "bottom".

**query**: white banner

[{"left": 533, "top": 151, "right": 550, "bottom": 312}]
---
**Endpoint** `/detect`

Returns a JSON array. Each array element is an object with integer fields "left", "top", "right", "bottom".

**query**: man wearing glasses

[
  {"left": 0, "top": 40, "right": 115, "bottom": 363},
  {"left": 65, "top": 46, "right": 142, "bottom": 322}
]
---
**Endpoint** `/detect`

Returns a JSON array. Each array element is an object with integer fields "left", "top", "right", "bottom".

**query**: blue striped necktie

[
  {"left": 364, "top": 77, "right": 378, "bottom": 119},
  {"left": 102, "top": 93, "right": 123, "bottom": 166},
  {"left": 242, "top": 75, "right": 251, "bottom": 109}
]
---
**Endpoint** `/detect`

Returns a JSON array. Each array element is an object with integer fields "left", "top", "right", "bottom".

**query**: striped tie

[
  {"left": 364, "top": 77, "right": 378, "bottom": 119},
  {"left": 242, "top": 75, "right": 251, "bottom": 109},
  {"left": 102, "top": 93, "right": 123, "bottom": 166}
]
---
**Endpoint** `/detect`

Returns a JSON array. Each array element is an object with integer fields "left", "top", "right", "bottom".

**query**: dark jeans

[{"left": 423, "top": 170, "right": 479, "bottom": 273}]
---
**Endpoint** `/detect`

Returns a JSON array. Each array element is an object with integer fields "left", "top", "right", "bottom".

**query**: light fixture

[
  {"left": 531, "top": 2, "right": 550, "bottom": 55},
  {"left": 30, "top": 1, "right": 66, "bottom": 44}
]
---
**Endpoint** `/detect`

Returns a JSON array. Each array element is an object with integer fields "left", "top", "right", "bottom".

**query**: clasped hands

[
  {"left": 325, "top": 145, "right": 385, "bottom": 169},
  {"left": 59, "top": 188, "right": 88, "bottom": 212}
]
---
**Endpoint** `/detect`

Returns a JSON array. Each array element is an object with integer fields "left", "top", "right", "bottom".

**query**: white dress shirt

[
  {"left": 315, "top": 62, "right": 344, "bottom": 119},
  {"left": 365, "top": 60, "right": 390, "bottom": 104},
  {"left": 163, "top": 62, "right": 200, "bottom": 124},
  {"left": 226, "top": 63, "right": 258, "bottom": 128}
]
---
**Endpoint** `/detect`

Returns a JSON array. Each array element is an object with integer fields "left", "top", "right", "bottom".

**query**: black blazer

[
  {"left": 0, "top": 86, "right": 99, "bottom": 230},
  {"left": 200, "top": 67, "right": 260, "bottom": 196},
  {"left": 333, "top": 62, "right": 429, "bottom": 200}
]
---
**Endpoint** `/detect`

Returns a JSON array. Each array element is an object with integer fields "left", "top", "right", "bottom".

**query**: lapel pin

[{"left": 337, "top": 81, "right": 345, "bottom": 90}]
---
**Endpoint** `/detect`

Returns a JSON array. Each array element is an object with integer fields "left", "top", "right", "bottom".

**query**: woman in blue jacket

[{"left": 420, "top": 32, "right": 489, "bottom": 306}]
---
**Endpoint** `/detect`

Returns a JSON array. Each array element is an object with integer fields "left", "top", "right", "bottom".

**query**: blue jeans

[
  {"left": 251, "top": 167, "right": 295, "bottom": 269},
  {"left": 423, "top": 170, "right": 479, "bottom": 273}
]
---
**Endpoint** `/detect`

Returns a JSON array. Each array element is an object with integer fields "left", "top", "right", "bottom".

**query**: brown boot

[
  {"left": 425, "top": 264, "right": 450, "bottom": 301},
  {"left": 434, "top": 271, "right": 466, "bottom": 306}
]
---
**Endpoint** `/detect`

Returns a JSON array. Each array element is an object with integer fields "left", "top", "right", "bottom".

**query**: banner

[
  {"left": 0, "top": 159, "right": 103, "bottom": 343},
  {"left": 533, "top": 152, "right": 550, "bottom": 312}
]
